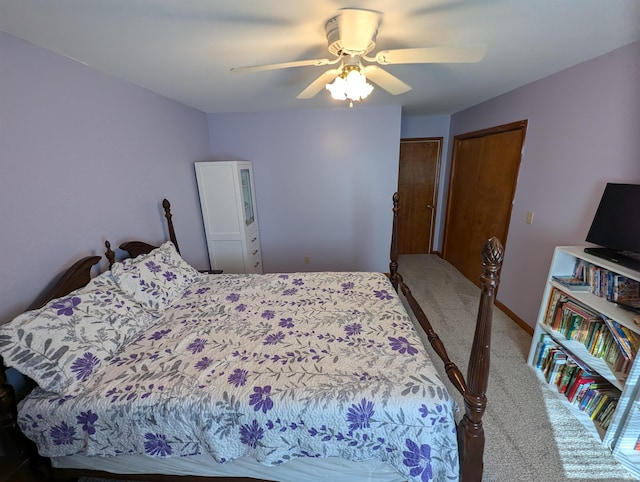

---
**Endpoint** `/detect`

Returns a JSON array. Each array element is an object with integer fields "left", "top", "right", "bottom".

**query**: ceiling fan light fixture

[
  {"left": 232, "top": 8, "right": 485, "bottom": 104},
  {"left": 326, "top": 65, "right": 373, "bottom": 105}
]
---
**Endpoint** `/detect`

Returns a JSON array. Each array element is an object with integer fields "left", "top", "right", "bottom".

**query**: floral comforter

[{"left": 18, "top": 272, "right": 459, "bottom": 481}]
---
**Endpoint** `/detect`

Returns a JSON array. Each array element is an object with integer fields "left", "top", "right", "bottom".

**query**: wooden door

[
  {"left": 441, "top": 136, "right": 483, "bottom": 271},
  {"left": 397, "top": 138, "right": 442, "bottom": 254},
  {"left": 443, "top": 121, "right": 527, "bottom": 285}
]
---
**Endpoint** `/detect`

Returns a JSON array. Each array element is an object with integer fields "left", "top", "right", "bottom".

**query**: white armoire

[{"left": 194, "top": 161, "right": 263, "bottom": 274}]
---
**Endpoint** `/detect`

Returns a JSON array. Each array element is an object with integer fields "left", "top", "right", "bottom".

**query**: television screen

[{"left": 585, "top": 183, "right": 640, "bottom": 260}]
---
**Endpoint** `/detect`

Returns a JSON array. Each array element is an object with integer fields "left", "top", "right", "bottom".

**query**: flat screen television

[{"left": 584, "top": 183, "right": 640, "bottom": 271}]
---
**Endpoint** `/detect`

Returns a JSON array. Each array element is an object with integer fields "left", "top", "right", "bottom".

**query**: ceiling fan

[{"left": 230, "top": 8, "right": 486, "bottom": 105}]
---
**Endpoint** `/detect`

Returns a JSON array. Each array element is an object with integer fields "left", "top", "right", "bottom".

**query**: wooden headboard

[{"left": 104, "top": 198, "right": 179, "bottom": 268}]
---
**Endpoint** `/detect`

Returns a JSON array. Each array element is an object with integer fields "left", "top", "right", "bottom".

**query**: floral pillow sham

[
  {"left": 0, "top": 272, "right": 154, "bottom": 394},
  {"left": 110, "top": 241, "right": 201, "bottom": 314}
]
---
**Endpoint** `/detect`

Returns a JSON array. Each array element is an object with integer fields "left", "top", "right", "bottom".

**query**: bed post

[
  {"left": 389, "top": 192, "right": 400, "bottom": 292},
  {"left": 458, "top": 236, "right": 503, "bottom": 482},
  {"left": 162, "top": 199, "right": 180, "bottom": 254},
  {"left": 0, "top": 359, "right": 19, "bottom": 450},
  {"left": 105, "top": 240, "right": 116, "bottom": 269},
  {"left": 0, "top": 362, "right": 42, "bottom": 477}
]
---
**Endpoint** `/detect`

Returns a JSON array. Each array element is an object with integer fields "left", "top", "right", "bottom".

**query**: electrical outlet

[{"left": 304, "top": 256, "right": 310, "bottom": 264}]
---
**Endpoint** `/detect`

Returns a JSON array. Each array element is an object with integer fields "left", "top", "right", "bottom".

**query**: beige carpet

[{"left": 398, "top": 253, "right": 637, "bottom": 482}]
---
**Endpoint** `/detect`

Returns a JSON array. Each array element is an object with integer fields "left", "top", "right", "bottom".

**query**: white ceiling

[{"left": 1, "top": 0, "right": 639, "bottom": 115}]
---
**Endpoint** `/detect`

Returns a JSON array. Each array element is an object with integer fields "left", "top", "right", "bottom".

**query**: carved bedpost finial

[
  {"left": 392, "top": 192, "right": 400, "bottom": 213},
  {"left": 389, "top": 192, "right": 400, "bottom": 292},
  {"left": 162, "top": 199, "right": 180, "bottom": 254},
  {"left": 105, "top": 240, "right": 116, "bottom": 269},
  {"left": 481, "top": 237, "right": 504, "bottom": 268},
  {"left": 480, "top": 237, "right": 504, "bottom": 295}
]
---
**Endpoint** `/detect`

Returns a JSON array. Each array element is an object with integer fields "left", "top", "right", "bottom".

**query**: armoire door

[
  {"left": 443, "top": 121, "right": 527, "bottom": 285},
  {"left": 397, "top": 138, "right": 442, "bottom": 254},
  {"left": 194, "top": 161, "right": 263, "bottom": 274}
]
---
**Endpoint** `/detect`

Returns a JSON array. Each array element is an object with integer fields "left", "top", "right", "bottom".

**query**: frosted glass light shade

[{"left": 326, "top": 69, "right": 373, "bottom": 102}]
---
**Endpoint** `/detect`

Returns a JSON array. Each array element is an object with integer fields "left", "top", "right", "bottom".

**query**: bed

[{"left": 0, "top": 194, "right": 503, "bottom": 482}]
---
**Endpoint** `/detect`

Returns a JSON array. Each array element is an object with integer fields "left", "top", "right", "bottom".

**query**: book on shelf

[
  {"left": 602, "top": 317, "right": 636, "bottom": 359},
  {"left": 587, "top": 390, "right": 619, "bottom": 421},
  {"left": 545, "top": 351, "right": 568, "bottom": 385},
  {"left": 563, "top": 299, "right": 600, "bottom": 321},
  {"left": 587, "top": 265, "right": 640, "bottom": 307},
  {"left": 620, "top": 324, "right": 640, "bottom": 353},
  {"left": 545, "top": 295, "right": 602, "bottom": 343},
  {"left": 572, "top": 258, "right": 593, "bottom": 283},
  {"left": 613, "top": 275, "right": 640, "bottom": 304},
  {"left": 577, "top": 382, "right": 614, "bottom": 411},
  {"left": 598, "top": 398, "right": 618, "bottom": 430},
  {"left": 541, "top": 346, "right": 562, "bottom": 376},
  {"left": 602, "top": 317, "right": 638, "bottom": 374},
  {"left": 558, "top": 361, "right": 580, "bottom": 394},
  {"left": 566, "top": 371, "right": 603, "bottom": 404},
  {"left": 543, "top": 290, "right": 640, "bottom": 376},
  {"left": 544, "top": 288, "right": 567, "bottom": 325},
  {"left": 552, "top": 275, "right": 591, "bottom": 291},
  {"left": 533, "top": 334, "right": 557, "bottom": 369},
  {"left": 533, "top": 333, "right": 622, "bottom": 422}
]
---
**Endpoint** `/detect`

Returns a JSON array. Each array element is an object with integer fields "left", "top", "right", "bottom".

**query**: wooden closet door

[
  {"left": 397, "top": 138, "right": 442, "bottom": 254},
  {"left": 442, "top": 136, "right": 483, "bottom": 271},
  {"left": 444, "top": 121, "right": 527, "bottom": 285}
]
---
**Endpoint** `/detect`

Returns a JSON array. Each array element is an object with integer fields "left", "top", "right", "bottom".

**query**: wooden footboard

[{"left": 389, "top": 192, "right": 504, "bottom": 481}]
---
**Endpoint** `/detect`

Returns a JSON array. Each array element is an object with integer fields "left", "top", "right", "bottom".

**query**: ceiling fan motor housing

[{"left": 325, "top": 14, "right": 377, "bottom": 57}]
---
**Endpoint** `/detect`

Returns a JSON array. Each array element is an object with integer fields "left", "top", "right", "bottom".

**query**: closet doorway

[
  {"left": 443, "top": 121, "right": 527, "bottom": 286},
  {"left": 397, "top": 137, "right": 442, "bottom": 254}
]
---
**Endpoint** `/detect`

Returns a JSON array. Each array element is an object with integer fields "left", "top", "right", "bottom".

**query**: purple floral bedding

[{"left": 18, "top": 271, "right": 459, "bottom": 481}]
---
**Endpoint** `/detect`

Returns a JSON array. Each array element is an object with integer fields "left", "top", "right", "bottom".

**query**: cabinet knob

[{"left": 254, "top": 262, "right": 260, "bottom": 268}]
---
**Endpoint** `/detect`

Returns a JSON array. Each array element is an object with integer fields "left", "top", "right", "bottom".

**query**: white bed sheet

[{"left": 52, "top": 453, "right": 405, "bottom": 481}]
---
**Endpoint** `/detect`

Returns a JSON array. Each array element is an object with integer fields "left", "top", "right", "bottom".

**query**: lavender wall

[
  {"left": 208, "top": 105, "right": 402, "bottom": 273},
  {"left": 450, "top": 40, "right": 640, "bottom": 328},
  {"left": 5, "top": 25, "right": 637, "bottom": 336},
  {"left": 400, "top": 114, "right": 451, "bottom": 252},
  {"left": 0, "top": 32, "right": 211, "bottom": 324}
]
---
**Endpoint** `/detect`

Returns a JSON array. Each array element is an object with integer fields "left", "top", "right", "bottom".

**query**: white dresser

[{"left": 194, "top": 161, "right": 263, "bottom": 274}]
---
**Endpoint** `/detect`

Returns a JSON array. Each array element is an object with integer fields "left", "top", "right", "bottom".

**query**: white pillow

[
  {"left": 111, "top": 241, "right": 201, "bottom": 314},
  {"left": 0, "top": 272, "right": 153, "bottom": 394}
]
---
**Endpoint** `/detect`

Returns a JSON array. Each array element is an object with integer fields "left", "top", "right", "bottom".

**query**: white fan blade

[
  {"left": 375, "top": 45, "right": 487, "bottom": 65},
  {"left": 338, "top": 8, "right": 381, "bottom": 54},
  {"left": 362, "top": 65, "right": 411, "bottom": 95},
  {"left": 297, "top": 69, "right": 342, "bottom": 99},
  {"left": 231, "top": 58, "right": 335, "bottom": 74}
]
